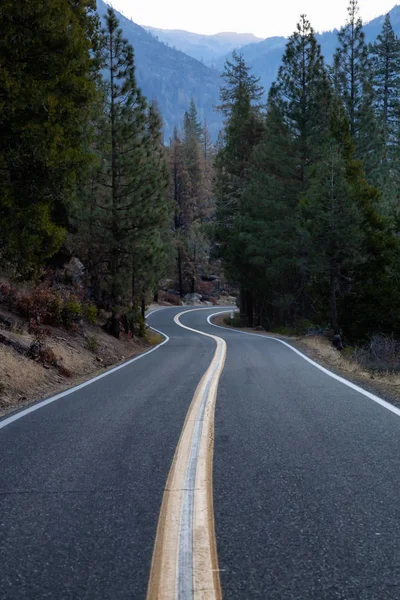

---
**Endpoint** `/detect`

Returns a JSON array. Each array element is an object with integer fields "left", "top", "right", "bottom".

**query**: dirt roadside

[{"left": 0, "top": 307, "right": 164, "bottom": 418}]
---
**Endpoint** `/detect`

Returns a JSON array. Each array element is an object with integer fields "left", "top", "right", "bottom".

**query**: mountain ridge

[
  {"left": 98, "top": 2, "right": 400, "bottom": 140},
  {"left": 216, "top": 4, "right": 400, "bottom": 91},
  {"left": 96, "top": 0, "right": 223, "bottom": 140},
  {"left": 142, "top": 26, "right": 262, "bottom": 64}
]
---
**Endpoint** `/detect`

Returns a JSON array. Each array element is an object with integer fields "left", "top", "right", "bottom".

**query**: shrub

[
  {"left": 83, "top": 303, "right": 97, "bottom": 325},
  {"left": 28, "top": 320, "right": 51, "bottom": 340},
  {"left": 39, "top": 346, "right": 57, "bottom": 366},
  {"left": 352, "top": 335, "right": 400, "bottom": 373},
  {"left": 16, "top": 287, "right": 63, "bottom": 326},
  {"left": 159, "top": 291, "right": 182, "bottom": 306},
  {"left": 223, "top": 313, "right": 241, "bottom": 327},
  {"left": 62, "top": 299, "right": 82, "bottom": 328},
  {"left": 86, "top": 335, "right": 99, "bottom": 353}
]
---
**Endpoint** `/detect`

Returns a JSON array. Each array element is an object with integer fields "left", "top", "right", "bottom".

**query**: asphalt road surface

[{"left": 1, "top": 307, "right": 400, "bottom": 599}]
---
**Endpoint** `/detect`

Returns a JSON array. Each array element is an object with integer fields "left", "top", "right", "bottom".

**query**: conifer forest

[{"left": 2, "top": 0, "right": 400, "bottom": 345}]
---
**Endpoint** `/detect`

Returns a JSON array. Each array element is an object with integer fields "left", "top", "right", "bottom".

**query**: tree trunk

[
  {"left": 110, "top": 313, "right": 120, "bottom": 339},
  {"left": 141, "top": 295, "right": 146, "bottom": 320},
  {"left": 246, "top": 290, "right": 254, "bottom": 328},
  {"left": 239, "top": 286, "right": 247, "bottom": 326},
  {"left": 131, "top": 268, "right": 136, "bottom": 308},
  {"left": 177, "top": 247, "right": 184, "bottom": 297},
  {"left": 330, "top": 267, "right": 342, "bottom": 349}
]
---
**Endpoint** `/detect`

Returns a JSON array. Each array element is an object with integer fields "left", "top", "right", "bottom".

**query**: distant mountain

[
  {"left": 142, "top": 27, "right": 262, "bottom": 65},
  {"left": 217, "top": 5, "right": 400, "bottom": 94},
  {"left": 96, "top": 0, "right": 223, "bottom": 140},
  {"left": 97, "top": 2, "right": 400, "bottom": 141}
]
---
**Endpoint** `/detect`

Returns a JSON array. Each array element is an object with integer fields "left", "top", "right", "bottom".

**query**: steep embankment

[{"left": 0, "top": 305, "right": 161, "bottom": 417}]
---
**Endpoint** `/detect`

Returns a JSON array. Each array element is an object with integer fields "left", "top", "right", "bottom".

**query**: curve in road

[{"left": 2, "top": 306, "right": 400, "bottom": 600}]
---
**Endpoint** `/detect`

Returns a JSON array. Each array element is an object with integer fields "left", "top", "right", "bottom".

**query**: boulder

[{"left": 64, "top": 257, "right": 85, "bottom": 283}]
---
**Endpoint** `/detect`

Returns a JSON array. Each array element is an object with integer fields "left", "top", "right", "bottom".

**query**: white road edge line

[
  {"left": 0, "top": 318, "right": 170, "bottom": 431},
  {"left": 208, "top": 311, "right": 400, "bottom": 419}
]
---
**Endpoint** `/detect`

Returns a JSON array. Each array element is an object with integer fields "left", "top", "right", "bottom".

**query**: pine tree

[
  {"left": 248, "top": 15, "right": 332, "bottom": 323},
  {"left": 183, "top": 101, "right": 204, "bottom": 216},
  {"left": 184, "top": 99, "right": 203, "bottom": 143},
  {"left": 83, "top": 8, "right": 150, "bottom": 336},
  {"left": 237, "top": 100, "right": 300, "bottom": 328},
  {"left": 270, "top": 15, "right": 331, "bottom": 191},
  {"left": 371, "top": 13, "right": 400, "bottom": 214},
  {"left": 300, "top": 103, "right": 364, "bottom": 340},
  {"left": 130, "top": 101, "right": 170, "bottom": 318},
  {"left": 0, "top": 0, "right": 98, "bottom": 276},
  {"left": 214, "top": 52, "right": 265, "bottom": 323},
  {"left": 333, "top": 0, "right": 380, "bottom": 180},
  {"left": 168, "top": 128, "right": 191, "bottom": 296},
  {"left": 371, "top": 14, "right": 400, "bottom": 145}
]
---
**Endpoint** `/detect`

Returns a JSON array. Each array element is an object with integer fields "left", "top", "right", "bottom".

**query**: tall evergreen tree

[
  {"left": 169, "top": 128, "right": 191, "bottom": 296},
  {"left": 333, "top": 0, "right": 380, "bottom": 180},
  {"left": 237, "top": 100, "right": 300, "bottom": 328},
  {"left": 371, "top": 14, "right": 400, "bottom": 146},
  {"left": 184, "top": 99, "right": 203, "bottom": 143},
  {"left": 0, "top": 0, "right": 98, "bottom": 276},
  {"left": 269, "top": 14, "right": 331, "bottom": 191},
  {"left": 300, "top": 103, "right": 365, "bottom": 340},
  {"left": 371, "top": 13, "right": 400, "bottom": 214},
  {"left": 77, "top": 8, "right": 151, "bottom": 336},
  {"left": 130, "top": 101, "right": 170, "bottom": 318},
  {"left": 214, "top": 52, "right": 265, "bottom": 322},
  {"left": 253, "top": 15, "right": 332, "bottom": 321}
]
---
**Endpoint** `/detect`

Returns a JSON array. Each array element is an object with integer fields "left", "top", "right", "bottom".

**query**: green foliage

[
  {"left": 214, "top": 52, "right": 265, "bottom": 323},
  {"left": 17, "top": 287, "right": 63, "bottom": 326},
  {"left": 62, "top": 300, "right": 82, "bottom": 328},
  {"left": 214, "top": 11, "right": 400, "bottom": 342},
  {"left": 0, "top": 0, "right": 99, "bottom": 276},
  {"left": 86, "top": 335, "right": 99, "bottom": 353},
  {"left": 168, "top": 102, "right": 215, "bottom": 297},
  {"left": 83, "top": 303, "right": 98, "bottom": 325},
  {"left": 333, "top": 0, "right": 381, "bottom": 180},
  {"left": 73, "top": 8, "right": 171, "bottom": 337},
  {"left": 370, "top": 13, "right": 400, "bottom": 216}
]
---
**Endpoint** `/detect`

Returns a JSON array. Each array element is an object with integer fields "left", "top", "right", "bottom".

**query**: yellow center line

[{"left": 147, "top": 309, "right": 227, "bottom": 600}]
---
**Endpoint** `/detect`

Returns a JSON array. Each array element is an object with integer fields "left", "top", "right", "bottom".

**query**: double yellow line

[{"left": 147, "top": 310, "right": 227, "bottom": 600}]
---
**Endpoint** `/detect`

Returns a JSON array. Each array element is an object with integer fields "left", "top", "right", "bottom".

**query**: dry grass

[
  {"left": 147, "top": 329, "right": 165, "bottom": 346},
  {"left": 0, "top": 347, "right": 58, "bottom": 412},
  {"left": 0, "top": 312, "right": 162, "bottom": 416}
]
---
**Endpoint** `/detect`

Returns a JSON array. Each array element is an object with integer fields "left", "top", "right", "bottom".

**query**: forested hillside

[
  {"left": 217, "top": 5, "right": 400, "bottom": 95},
  {"left": 0, "top": 2, "right": 170, "bottom": 337},
  {"left": 2, "top": 0, "right": 400, "bottom": 358},
  {"left": 143, "top": 27, "right": 262, "bottom": 65},
  {"left": 0, "top": 1, "right": 222, "bottom": 347},
  {"left": 214, "top": 0, "right": 400, "bottom": 345},
  {"left": 96, "top": 0, "right": 223, "bottom": 139}
]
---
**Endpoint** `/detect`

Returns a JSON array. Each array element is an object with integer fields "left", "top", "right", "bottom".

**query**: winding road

[{"left": 1, "top": 306, "right": 400, "bottom": 599}]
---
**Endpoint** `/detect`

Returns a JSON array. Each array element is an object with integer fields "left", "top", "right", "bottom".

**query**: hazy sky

[{"left": 107, "top": 0, "right": 398, "bottom": 37}]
